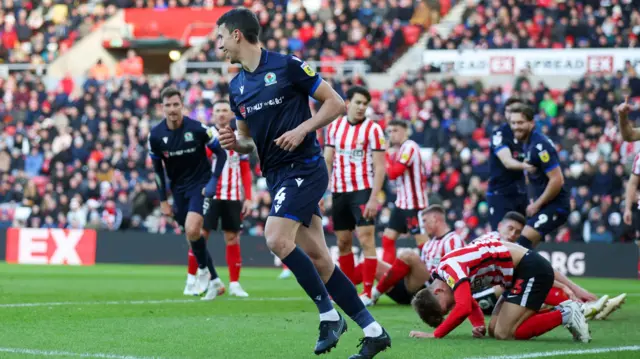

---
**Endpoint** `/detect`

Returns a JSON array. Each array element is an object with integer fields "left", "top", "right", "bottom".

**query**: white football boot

[
  {"left": 594, "top": 293, "right": 627, "bottom": 320},
  {"left": 581, "top": 295, "right": 609, "bottom": 321},
  {"left": 201, "top": 278, "right": 226, "bottom": 301},
  {"left": 229, "top": 282, "right": 249, "bottom": 297},
  {"left": 560, "top": 300, "right": 591, "bottom": 343}
]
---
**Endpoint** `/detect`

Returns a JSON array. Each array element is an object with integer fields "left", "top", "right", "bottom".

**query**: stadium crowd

[
  {"left": 427, "top": 0, "right": 640, "bottom": 50},
  {"left": 1, "top": 60, "right": 640, "bottom": 245}
]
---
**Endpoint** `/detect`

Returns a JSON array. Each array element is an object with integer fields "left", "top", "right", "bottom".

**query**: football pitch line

[
  {"left": 0, "top": 296, "right": 308, "bottom": 308},
  {"left": 463, "top": 345, "right": 640, "bottom": 359},
  {"left": 0, "top": 347, "right": 163, "bottom": 359}
]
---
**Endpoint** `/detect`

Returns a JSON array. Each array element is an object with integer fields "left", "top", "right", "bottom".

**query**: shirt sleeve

[
  {"left": 490, "top": 129, "right": 507, "bottom": 154},
  {"left": 229, "top": 95, "right": 244, "bottom": 122},
  {"left": 633, "top": 153, "right": 640, "bottom": 176},
  {"left": 287, "top": 55, "right": 322, "bottom": 97},
  {"left": 397, "top": 143, "right": 415, "bottom": 165},
  {"left": 368, "top": 123, "right": 386, "bottom": 151},
  {"left": 148, "top": 134, "right": 160, "bottom": 159},
  {"left": 535, "top": 139, "right": 560, "bottom": 174},
  {"left": 437, "top": 260, "right": 469, "bottom": 291},
  {"left": 325, "top": 123, "right": 335, "bottom": 147}
]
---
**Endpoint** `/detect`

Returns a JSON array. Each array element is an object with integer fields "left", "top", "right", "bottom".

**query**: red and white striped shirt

[
  {"left": 326, "top": 116, "right": 386, "bottom": 193},
  {"left": 390, "top": 139, "right": 428, "bottom": 210},
  {"left": 420, "top": 231, "right": 466, "bottom": 273},
  {"left": 208, "top": 127, "right": 250, "bottom": 201},
  {"left": 632, "top": 152, "right": 640, "bottom": 209},
  {"left": 435, "top": 235, "right": 514, "bottom": 292}
]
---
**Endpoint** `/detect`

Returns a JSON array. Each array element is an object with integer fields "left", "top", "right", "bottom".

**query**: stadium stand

[{"left": 427, "top": 0, "right": 640, "bottom": 50}]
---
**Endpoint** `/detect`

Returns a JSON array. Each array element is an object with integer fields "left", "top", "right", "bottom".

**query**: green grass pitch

[{"left": 0, "top": 263, "right": 638, "bottom": 359}]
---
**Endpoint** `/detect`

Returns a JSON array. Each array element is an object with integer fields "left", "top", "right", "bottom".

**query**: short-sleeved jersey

[
  {"left": 393, "top": 139, "right": 428, "bottom": 210},
  {"left": 488, "top": 123, "right": 526, "bottom": 195},
  {"left": 148, "top": 117, "right": 213, "bottom": 193},
  {"left": 207, "top": 126, "right": 249, "bottom": 201},
  {"left": 326, "top": 116, "right": 386, "bottom": 193},
  {"left": 420, "top": 231, "right": 466, "bottom": 274},
  {"left": 434, "top": 237, "right": 514, "bottom": 292},
  {"left": 228, "top": 49, "right": 323, "bottom": 174},
  {"left": 523, "top": 131, "right": 569, "bottom": 204}
]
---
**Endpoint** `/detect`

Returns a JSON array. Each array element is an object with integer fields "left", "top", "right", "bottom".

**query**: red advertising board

[
  {"left": 5, "top": 228, "right": 97, "bottom": 266},
  {"left": 124, "top": 7, "right": 232, "bottom": 44}
]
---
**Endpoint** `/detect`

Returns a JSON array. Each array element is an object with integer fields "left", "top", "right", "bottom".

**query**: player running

[
  {"left": 381, "top": 120, "right": 429, "bottom": 265},
  {"left": 487, "top": 97, "right": 532, "bottom": 230},
  {"left": 215, "top": 8, "right": 390, "bottom": 358},
  {"left": 149, "top": 87, "right": 226, "bottom": 300},
  {"left": 325, "top": 86, "right": 386, "bottom": 305},
  {"left": 201, "top": 100, "right": 253, "bottom": 298},
  {"left": 409, "top": 238, "right": 591, "bottom": 342}
]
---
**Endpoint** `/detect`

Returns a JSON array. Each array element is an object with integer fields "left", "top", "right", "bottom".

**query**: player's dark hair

[
  {"left": 510, "top": 103, "right": 534, "bottom": 121},
  {"left": 503, "top": 211, "right": 526, "bottom": 227},
  {"left": 388, "top": 119, "right": 409, "bottom": 129},
  {"left": 424, "top": 204, "right": 445, "bottom": 216},
  {"left": 213, "top": 100, "right": 230, "bottom": 107},
  {"left": 160, "top": 87, "right": 182, "bottom": 103},
  {"left": 505, "top": 97, "right": 522, "bottom": 107},
  {"left": 217, "top": 8, "right": 260, "bottom": 44},
  {"left": 411, "top": 288, "right": 444, "bottom": 328},
  {"left": 346, "top": 86, "right": 371, "bottom": 103}
]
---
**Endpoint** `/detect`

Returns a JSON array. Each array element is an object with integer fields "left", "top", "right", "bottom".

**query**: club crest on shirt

[
  {"left": 492, "top": 132, "right": 502, "bottom": 146},
  {"left": 264, "top": 72, "right": 277, "bottom": 86},
  {"left": 400, "top": 152, "right": 410, "bottom": 163},
  {"left": 379, "top": 137, "right": 386, "bottom": 147},
  {"left": 184, "top": 132, "right": 193, "bottom": 142},
  {"left": 539, "top": 150, "right": 550, "bottom": 163},
  {"left": 301, "top": 62, "right": 316, "bottom": 77},
  {"left": 239, "top": 104, "right": 246, "bottom": 118},
  {"left": 446, "top": 276, "right": 456, "bottom": 288}
]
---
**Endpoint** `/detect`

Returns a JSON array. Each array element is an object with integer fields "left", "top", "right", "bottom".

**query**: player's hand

[
  {"left": 617, "top": 96, "right": 631, "bottom": 117},
  {"left": 160, "top": 201, "right": 173, "bottom": 217},
  {"left": 319, "top": 198, "right": 325, "bottom": 214},
  {"left": 574, "top": 287, "right": 598, "bottom": 303},
  {"left": 409, "top": 331, "right": 435, "bottom": 339},
  {"left": 218, "top": 126, "right": 237, "bottom": 150},
  {"left": 472, "top": 326, "right": 486, "bottom": 338},
  {"left": 363, "top": 198, "right": 378, "bottom": 219},
  {"left": 242, "top": 199, "right": 253, "bottom": 218},
  {"left": 563, "top": 287, "right": 579, "bottom": 302},
  {"left": 526, "top": 202, "right": 541, "bottom": 217},
  {"left": 523, "top": 161, "right": 536, "bottom": 173},
  {"left": 624, "top": 208, "right": 633, "bottom": 226},
  {"left": 274, "top": 126, "right": 306, "bottom": 151}
]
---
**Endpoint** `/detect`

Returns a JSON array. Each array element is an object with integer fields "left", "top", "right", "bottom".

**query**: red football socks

[
  {"left": 187, "top": 249, "right": 198, "bottom": 276},
  {"left": 545, "top": 287, "right": 570, "bottom": 306},
  {"left": 338, "top": 253, "right": 355, "bottom": 283},
  {"left": 226, "top": 243, "right": 242, "bottom": 282},
  {"left": 375, "top": 258, "right": 411, "bottom": 294},
  {"left": 382, "top": 236, "right": 396, "bottom": 264},
  {"left": 352, "top": 263, "right": 363, "bottom": 285},
  {"left": 362, "top": 257, "right": 378, "bottom": 297},
  {"left": 514, "top": 310, "right": 563, "bottom": 340}
]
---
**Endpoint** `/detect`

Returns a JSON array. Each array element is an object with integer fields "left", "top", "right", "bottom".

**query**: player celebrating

[
  {"left": 409, "top": 238, "right": 591, "bottom": 342},
  {"left": 381, "top": 120, "right": 429, "bottom": 264},
  {"left": 149, "top": 87, "right": 226, "bottom": 300},
  {"left": 617, "top": 96, "right": 637, "bottom": 141},
  {"left": 202, "top": 100, "right": 253, "bottom": 298},
  {"left": 215, "top": 8, "right": 390, "bottom": 358},
  {"left": 324, "top": 86, "right": 386, "bottom": 305},
  {"left": 369, "top": 205, "right": 464, "bottom": 305},
  {"left": 487, "top": 97, "right": 532, "bottom": 230}
]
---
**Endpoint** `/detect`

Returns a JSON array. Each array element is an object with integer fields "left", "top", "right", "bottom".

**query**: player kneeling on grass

[{"left": 409, "top": 239, "right": 591, "bottom": 342}]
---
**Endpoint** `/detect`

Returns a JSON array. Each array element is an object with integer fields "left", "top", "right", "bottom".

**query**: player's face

[
  {"left": 498, "top": 219, "right": 524, "bottom": 242},
  {"left": 509, "top": 113, "right": 533, "bottom": 141},
  {"left": 162, "top": 95, "right": 183, "bottom": 123},
  {"left": 213, "top": 103, "right": 232, "bottom": 127},
  {"left": 431, "top": 280, "right": 455, "bottom": 313},
  {"left": 504, "top": 103, "right": 519, "bottom": 120},
  {"left": 347, "top": 93, "right": 369, "bottom": 122},
  {"left": 386, "top": 125, "right": 406, "bottom": 146},
  {"left": 423, "top": 212, "right": 439, "bottom": 237},
  {"left": 216, "top": 24, "right": 239, "bottom": 64}
]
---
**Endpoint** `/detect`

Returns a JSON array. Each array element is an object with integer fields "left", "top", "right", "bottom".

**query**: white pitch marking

[
  {"left": 463, "top": 345, "right": 640, "bottom": 359},
  {"left": 0, "top": 297, "right": 308, "bottom": 308}
]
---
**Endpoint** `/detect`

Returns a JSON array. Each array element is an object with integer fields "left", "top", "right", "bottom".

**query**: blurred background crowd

[{"left": 1, "top": 0, "right": 640, "bottom": 246}]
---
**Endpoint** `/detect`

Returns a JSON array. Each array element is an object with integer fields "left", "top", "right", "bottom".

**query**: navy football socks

[
  {"left": 325, "top": 266, "right": 375, "bottom": 329},
  {"left": 517, "top": 235, "right": 533, "bottom": 249},
  {"left": 206, "top": 251, "right": 219, "bottom": 280},
  {"left": 190, "top": 237, "right": 209, "bottom": 269},
  {"left": 282, "top": 247, "right": 334, "bottom": 314}
]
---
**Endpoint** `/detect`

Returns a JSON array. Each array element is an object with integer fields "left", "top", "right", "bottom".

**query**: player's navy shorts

[
  {"left": 172, "top": 186, "right": 206, "bottom": 227},
  {"left": 503, "top": 250, "right": 554, "bottom": 311},
  {"left": 527, "top": 201, "right": 569, "bottom": 237},
  {"left": 264, "top": 155, "right": 327, "bottom": 227},
  {"left": 386, "top": 280, "right": 425, "bottom": 305},
  {"left": 203, "top": 199, "right": 243, "bottom": 232},
  {"left": 332, "top": 189, "right": 375, "bottom": 231},
  {"left": 387, "top": 207, "right": 425, "bottom": 235},
  {"left": 486, "top": 191, "right": 528, "bottom": 230}
]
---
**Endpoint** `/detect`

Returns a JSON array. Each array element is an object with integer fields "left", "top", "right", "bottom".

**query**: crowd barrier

[{"left": 1, "top": 228, "right": 637, "bottom": 279}]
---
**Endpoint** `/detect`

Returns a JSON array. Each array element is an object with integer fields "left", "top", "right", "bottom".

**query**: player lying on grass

[{"left": 409, "top": 238, "right": 591, "bottom": 342}]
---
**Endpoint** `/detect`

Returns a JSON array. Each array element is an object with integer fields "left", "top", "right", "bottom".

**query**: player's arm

[
  {"left": 531, "top": 166, "right": 563, "bottom": 209},
  {"left": 433, "top": 281, "right": 476, "bottom": 338},
  {"left": 204, "top": 138, "right": 227, "bottom": 197},
  {"left": 496, "top": 147, "right": 533, "bottom": 171},
  {"left": 368, "top": 124, "right": 387, "bottom": 205},
  {"left": 324, "top": 145, "right": 335, "bottom": 190},
  {"left": 617, "top": 96, "right": 639, "bottom": 142},
  {"left": 624, "top": 172, "right": 639, "bottom": 225},
  {"left": 239, "top": 155, "right": 253, "bottom": 202},
  {"left": 148, "top": 135, "right": 168, "bottom": 202},
  {"left": 386, "top": 147, "right": 412, "bottom": 180},
  {"left": 530, "top": 143, "right": 563, "bottom": 209},
  {"left": 553, "top": 270, "right": 597, "bottom": 302},
  {"left": 233, "top": 119, "right": 257, "bottom": 154}
]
